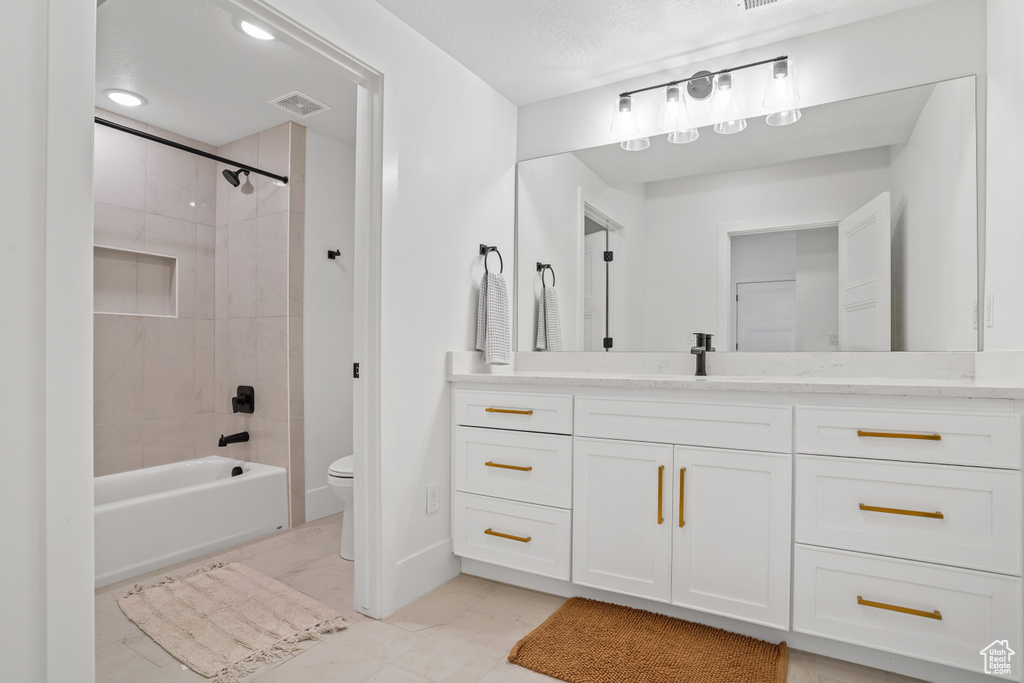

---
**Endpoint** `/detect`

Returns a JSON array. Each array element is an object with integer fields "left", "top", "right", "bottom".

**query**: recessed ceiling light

[
  {"left": 238, "top": 20, "right": 275, "bottom": 41},
  {"left": 104, "top": 89, "right": 146, "bottom": 107}
]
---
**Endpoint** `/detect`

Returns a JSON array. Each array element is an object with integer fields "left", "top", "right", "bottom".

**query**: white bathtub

[{"left": 95, "top": 456, "right": 288, "bottom": 588}]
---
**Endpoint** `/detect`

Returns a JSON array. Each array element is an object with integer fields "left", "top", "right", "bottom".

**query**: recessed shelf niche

[{"left": 94, "top": 246, "right": 177, "bottom": 317}]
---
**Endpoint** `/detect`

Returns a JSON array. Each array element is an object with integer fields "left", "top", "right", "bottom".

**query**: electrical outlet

[
  {"left": 426, "top": 483, "right": 440, "bottom": 514},
  {"left": 986, "top": 294, "right": 995, "bottom": 328}
]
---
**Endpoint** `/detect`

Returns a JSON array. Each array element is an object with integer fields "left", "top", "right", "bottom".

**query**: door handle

[
  {"left": 484, "top": 461, "right": 533, "bottom": 472},
  {"left": 857, "top": 430, "right": 941, "bottom": 441},
  {"left": 859, "top": 503, "right": 943, "bottom": 519},
  {"left": 679, "top": 467, "right": 686, "bottom": 528},
  {"left": 657, "top": 465, "right": 664, "bottom": 525}
]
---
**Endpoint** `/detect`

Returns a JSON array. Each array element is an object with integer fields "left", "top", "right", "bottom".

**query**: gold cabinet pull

[
  {"left": 484, "top": 528, "right": 531, "bottom": 543},
  {"left": 857, "top": 596, "right": 942, "bottom": 620},
  {"left": 484, "top": 461, "right": 533, "bottom": 472},
  {"left": 657, "top": 465, "right": 665, "bottom": 525},
  {"left": 485, "top": 407, "right": 534, "bottom": 416},
  {"left": 859, "top": 503, "right": 944, "bottom": 519},
  {"left": 679, "top": 467, "right": 686, "bottom": 528},
  {"left": 857, "top": 430, "right": 941, "bottom": 441}
]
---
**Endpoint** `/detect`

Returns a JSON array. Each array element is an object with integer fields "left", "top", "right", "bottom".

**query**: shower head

[{"left": 222, "top": 168, "right": 254, "bottom": 195}]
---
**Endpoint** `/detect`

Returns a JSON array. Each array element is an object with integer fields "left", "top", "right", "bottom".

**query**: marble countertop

[{"left": 448, "top": 369, "right": 1024, "bottom": 399}]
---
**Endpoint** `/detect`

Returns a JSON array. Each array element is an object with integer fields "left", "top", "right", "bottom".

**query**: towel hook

[
  {"left": 480, "top": 244, "right": 503, "bottom": 273},
  {"left": 536, "top": 262, "right": 556, "bottom": 287}
]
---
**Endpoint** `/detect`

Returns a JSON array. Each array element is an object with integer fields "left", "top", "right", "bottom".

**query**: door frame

[
  {"left": 582, "top": 203, "right": 624, "bottom": 350},
  {"left": 717, "top": 217, "right": 838, "bottom": 353},
  {"left": 188, "top": 0, "right": 387, "bottom": 617}
]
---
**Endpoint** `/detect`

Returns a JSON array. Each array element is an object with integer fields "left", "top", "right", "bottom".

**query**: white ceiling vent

[
  {"left": 269, "top": 91, "right": 331, "bottom": 118},
  {"left": 737, "top": 0, "right": 796, "bottom": 10}
]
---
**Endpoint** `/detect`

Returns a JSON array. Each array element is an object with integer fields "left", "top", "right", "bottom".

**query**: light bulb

[
  {"left": 763, "top": 58, "right": 801, "bottom": 127},
  {"left": 105, "top": 89, "right": 146, "bottom": 107},
  {"left": 239, "top": 20, "right": 275, "bottom": 40},
  {"left": 711, "top": 73, "right": 746, "bottom": 135},
  {"left": 620, "top": 137, "right": 650, "bottom": 152},
  {"left": 610, "top": 94, "right": 640, "bottom": 136},
  {"left": 660, "top": 85, "right": 699, "bottom": 145}
]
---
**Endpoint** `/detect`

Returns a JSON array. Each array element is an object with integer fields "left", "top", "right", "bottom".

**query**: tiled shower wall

[{"left": 93, "top": 111, "right": 307, "bottom": 525}]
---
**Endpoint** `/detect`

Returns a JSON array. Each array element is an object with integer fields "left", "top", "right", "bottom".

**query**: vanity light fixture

[
  {"left": 104, "top": 89, "right": 146, "bottom": 107},
  {"left": 610, "top": 55, "right": 800, "bottom": 149}
]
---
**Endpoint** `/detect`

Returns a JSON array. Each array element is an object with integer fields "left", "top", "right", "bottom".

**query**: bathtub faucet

[{"left": 218, "top": 431, "right": 250, "bottom": 447}]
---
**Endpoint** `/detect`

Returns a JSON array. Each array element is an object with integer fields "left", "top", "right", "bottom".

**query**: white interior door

[
  {"left": 736, "top": 280, "right": 796, "bottom": 352},
  {"left": 583, "top": 231, "right": 607, "bottom": 351},
  {"left": 838, "top": 192, "right": 891, "bottom": 351}
]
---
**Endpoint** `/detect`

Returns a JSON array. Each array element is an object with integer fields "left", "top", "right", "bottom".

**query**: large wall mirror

[{"left": 516, "top": 76, "right": 979, "bottom": 353}]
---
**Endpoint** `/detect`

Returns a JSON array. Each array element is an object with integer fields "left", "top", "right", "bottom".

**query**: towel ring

[
  {"left": 536, "top": 262, "right": 556, "bottom": 287},
  {"left": 480, "top": 244, "right": 503, "bottom": 273}
]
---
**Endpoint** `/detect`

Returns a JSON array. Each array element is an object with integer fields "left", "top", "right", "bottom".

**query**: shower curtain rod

[{"left": 94, "top": 117, "right": 290, "bottom": 184}]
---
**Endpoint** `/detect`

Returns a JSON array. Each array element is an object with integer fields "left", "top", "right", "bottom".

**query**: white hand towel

[
  {"left": 536, "top": 285, "right": 563, "bottom": 352},
  {"left": 475, "top": 271, "right": 510, "bottom": 365}
]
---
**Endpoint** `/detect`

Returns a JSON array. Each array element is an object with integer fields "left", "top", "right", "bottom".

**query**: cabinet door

[
  {"left": 573, "top": 437, "right": 673, "bottom": 602},
  {"left": 672, "top": 446, "right": 792, "bottom": 629}
]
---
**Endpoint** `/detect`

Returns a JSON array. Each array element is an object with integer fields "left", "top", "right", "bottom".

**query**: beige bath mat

[
  {"left": 118, "top": 562, "right": 346, "bottom": 681},
  {"left": 509, "top": 597, "right": 787, "bottom": 683}
]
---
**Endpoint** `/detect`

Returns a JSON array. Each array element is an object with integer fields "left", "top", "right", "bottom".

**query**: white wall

[
  {"left": 3, "top": 0, "right": 96, "bottom": 679},
  {"left": 890, "top": 78, "right": 978, "bottom": 351},
  {"left": 983, "top": 0, "right": 1024, "bottom": 351},
  {"left": 517, "top": 0, "right": 987, "bottom": 160},
  {"left": 303, "top": 131, "right": 356, "bottom": 522},
  {"left": 267, "top": 0, "right": 518, "bottom": 614},
  {"left": 796, "top": 228, "right": 840, "bottom": 352},
  {"left": 641, "top": 148, "right": 891, "bottom": 351},
  {"left": 516, "top": 154, "right": 645, "bottom": 352}
]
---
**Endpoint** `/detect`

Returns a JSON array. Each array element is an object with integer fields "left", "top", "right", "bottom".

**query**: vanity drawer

[
  {"left": 793, "top": 545, "right": 1023, "bottom": 676},
  {"left": 574, "top": 396, "right": 791, "bottom": 453},
  {"left": 795, "top": 405, "right": 1021, "bottom": 468},
  {"left": 796, "top": 455, "right": 1022, "bottom": 574},
  {"left": 454, "top": 427, "right": 572, "bottom": 508},
  {"left": 454, "top": 390, "right": 573, "bottom": 435},
  {"left": 453, "top": 492, "right": 571, "bottom": 580}
]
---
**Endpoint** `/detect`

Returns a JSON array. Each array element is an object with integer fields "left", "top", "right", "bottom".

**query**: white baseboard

[
  {"left": 305, "top": 485, "right": 344, "bottom": 522},
  {"left": 461, "top": 559, "right": 997, "bottom": 683},
  {"left": 390, "top": 538, "right": 460, "bottom": 615}
]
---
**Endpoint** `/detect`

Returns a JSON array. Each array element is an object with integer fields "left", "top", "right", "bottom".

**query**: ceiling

[
  {"left": 371, "top": 0, "right": 936, "bottom": 105},
  {"left": 95, "top": 0, "right": 357, "bottom": 147},
  {"left": 571, "top": 83, "right": 935, "bottom": 187}
]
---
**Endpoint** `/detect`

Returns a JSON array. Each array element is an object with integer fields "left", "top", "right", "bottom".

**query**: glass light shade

[
  {"left": 711, "top": 73, "right": 746, "bottom": 135},
  {"left": 660, "top": 85, "right": 699, "bottom": 144},
  {"left": 763, "top": 58, "right": 801, "bottom": 126},
  {"left": 610, "top": 95, "right": 640, "bottom": 136},
  {"left": 620, "top": 137, "right": 651, "bottom": 152}
]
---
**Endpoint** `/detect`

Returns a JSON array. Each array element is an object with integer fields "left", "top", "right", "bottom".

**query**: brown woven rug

[
  {"left": 508, "top": 598, "right": 787, "bottom": 683},
  {"left": 118, "top": 562, "right": 346, "bottom": 682}
]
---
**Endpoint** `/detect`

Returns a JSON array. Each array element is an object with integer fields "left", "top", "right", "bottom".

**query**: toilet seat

[{"left": 329, "top": 455, "right": 354, "bottom": 479}]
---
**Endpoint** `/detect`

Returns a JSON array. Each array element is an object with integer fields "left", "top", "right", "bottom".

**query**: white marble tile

[
  {"left": 144, "top": 213, "right": 196, "bottom": 319},
  {"left": 94, "top": 420, "right": 146, "bottom": 476},
  {"left": 145, "top": 140, "right": 198, "bottom": 222},
  {"left": 94, "top": 314, "right": 145, "bottom": 424},
  {"left": 466, "top": 584, "right": 564, "bottom": 628},
  {"left": 257, "top": 124, "right": 291, "bottom": 217},
  {"left": 215, "top": 162, "right": 232, "bottom": 227},
  {"left": 237, "top": 533, "right": 327, "bottom": 579},
  {"left": 272, "top": 551, "right": 359, "bottom": 623},
  {"left": 136, "top": 253, "right": 177, "bottom": 317},
  {"left": 384, "top": 582, "right": 487, "bottom": 636},
  {"left": 364, "top": 665, "right": 432, "bottom": 683},
  {"left": 256, "top": 317, "right": 289, "bottom": 421},
  {"left": 227, "top": 219, "right": 258, "bottom": 318},
  {"left": 256, "top": 212, "right": 289, "bottom": 317},
  {"left": 196, "top": 158, "right": 217, "bottom": 227},
  {"left": 194, "top": 320, "right": 215, "bottom": 414},
  {"left": 477, "top": 660, "right": 555, "bottom": 683},
  {"left": 94, "top": 203, "right": 145, "bottom": 250},
  {"left": 215, "top": 224, "right": 228, "bottom": 319},
  {"left": 249, "top": 417, "right": 290, "bottom": 470},
  {"left": 225, "top": 318, "right": 257, "bottom": 400},
  {"left": 192, "top": 412, "right": 220, "bottom": 459},
  {"left": 94, "top": 123, "right": 147, "bottom": 212},
  {"left": 195, "top": 225, "right": 216, "bottom": 320},
  {"left": 142, "top": 415, "right": 196, "bottom": 468},
  {"left": 94, "top": 248, "right": 138, "bottom": 315},
  {"left": 786, "top": 649, "right": 816, "bottom": 683},
  {"left": 288, "top": 211, "right": 305, "bottom": 315},
  {"left": 225, "top": 134, "right": 259, "bottom": 223},
  {"left": 141, "top": 317, "right": 196, "bottom": 419},
  {"left": 95, "top": 639, "right": 164, "bottom": 683},
  {"left": 289, "top": 316, "right": 303, "bottom": 421},
  {"left": 814, "top": 654, "right": 891, "bottom": 683},
  {"left": 288, "top": 123, "right": 307, "bottom": 215}
]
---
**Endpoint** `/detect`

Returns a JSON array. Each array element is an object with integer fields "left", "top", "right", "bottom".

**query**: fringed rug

[
  {"left": 508, "top": 597, "right": 787, "bottom": 683},
  {"left": 118, "top": 562, "right": 346, "bottom": 682}
]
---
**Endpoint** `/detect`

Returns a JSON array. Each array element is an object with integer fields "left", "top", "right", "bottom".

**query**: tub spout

[{"left": 218, "top": 431, "right": 250, "bottom": 447}]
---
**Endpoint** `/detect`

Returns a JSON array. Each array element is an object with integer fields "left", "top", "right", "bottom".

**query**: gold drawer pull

[
  {"left": 858, "top": 596, "right": 942, "bottom": 620},
  {"left": 679, "top": 467, "right": 686, "bottom": 528},
  {"left": 484, "top": 528, "right": 531, "bottom": 543},
  {"left": 859, "top": 504, "right": 944, "bottom": 519},
  {"left": 486, "top": 407, "right": 534, "bottom": 416},
  {"left": 485, "top": 461, "right": 533, "bottom": 472},
  {"left": 657, "top": 465, "right": 665, "bottom": 525},
  {"left": 857, "top": 430, "right": 941, "bottom": 441}
]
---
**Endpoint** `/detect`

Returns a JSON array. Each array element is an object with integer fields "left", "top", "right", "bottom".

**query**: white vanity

[{"left": 448, "top": 356, "right": 1023, "bottom": 682}]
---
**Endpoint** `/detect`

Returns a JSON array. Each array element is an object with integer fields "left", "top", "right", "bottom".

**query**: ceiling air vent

[
  {"left": 269, "top": 91, "right": 331, "bottom": 118},
  {"left": 737, "top": 0, "right": 795, "bottom": 10}
]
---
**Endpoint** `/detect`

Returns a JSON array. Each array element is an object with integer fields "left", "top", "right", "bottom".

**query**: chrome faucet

[
  {"left": 218, "top": 431, "right": 250, "bottom": 447},
  {"left": 690, "top": 333, "right": 715, "bottom": 377}
]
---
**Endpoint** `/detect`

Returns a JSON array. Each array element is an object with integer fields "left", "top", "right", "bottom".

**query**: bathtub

[{"left": 95, "top": 456, "right": 288, "bottom": 588}]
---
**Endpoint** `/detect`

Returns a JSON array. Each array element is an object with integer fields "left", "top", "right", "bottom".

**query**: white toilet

[{"left": 327, "top": 455, "right": 354, "bottom": 561}]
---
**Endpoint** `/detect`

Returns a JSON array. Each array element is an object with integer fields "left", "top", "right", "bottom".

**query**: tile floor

[{"left": 96, "top": 514, "right": 925, "bottom": 682}]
